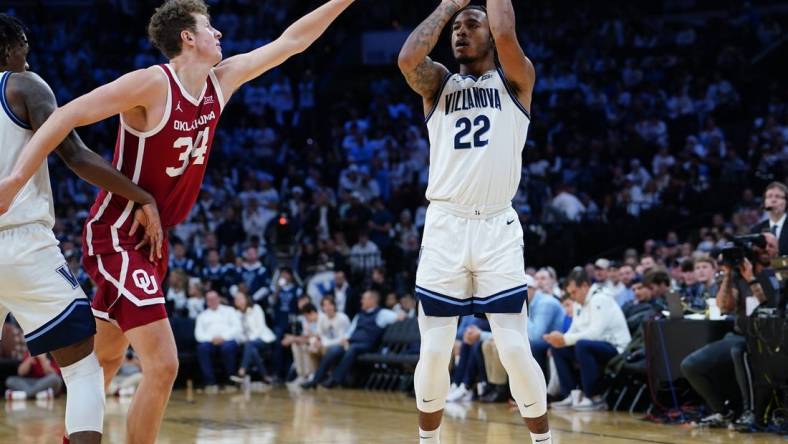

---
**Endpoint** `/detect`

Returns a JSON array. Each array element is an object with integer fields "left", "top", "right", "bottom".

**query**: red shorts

[{"left": 83, "top": 249, "right": 168, "bottom": 332}]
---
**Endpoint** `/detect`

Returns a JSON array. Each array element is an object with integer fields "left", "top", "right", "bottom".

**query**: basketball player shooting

[
  {"left": 398, "top": 1, "right": 552, "bottom": 443},
  {"left": 0, "top": 14, "right": 163, "bottom": 444},
  {"left": 0, "top": 1, "right": 355, "bottom": 443}
]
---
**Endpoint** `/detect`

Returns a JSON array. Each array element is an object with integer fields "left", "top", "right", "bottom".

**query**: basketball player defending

[
  {"left": 399, "top": 1, "right": 552, "bottom": 443},
  {"left": 0, "top": 1, "right": 355, "bottom": 442},
  {"left": 0, "top": 14, "right": 163, "bottom": 444}
]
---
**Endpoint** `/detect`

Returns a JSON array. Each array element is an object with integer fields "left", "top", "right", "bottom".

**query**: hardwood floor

[{"left": 0, "top": 387, "right": 784, "bottom": 443}]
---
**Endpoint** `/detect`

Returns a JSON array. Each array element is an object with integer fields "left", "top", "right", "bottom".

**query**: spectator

[
  {"left": 302, "top": 290, "right": 396, "bottom": 389},
  {"left": 545, "top": 269, "right": 631, "bottom": 411},
  {"left": 200, "top": 248, "right": 233, "bottom": 294},
  {"left": 283, "top": 303, "right": 321, "bottom": 384},
  {"left": 4, "top": 353, "right": 62, "bottom": 400},
  {"left": 237, "top": 246, "right": 271, "bottom": 301},
  {"left": 446, "top": 316, "right": 491, "bottom": 403},
  {"left": 315, "top": 297, "right": 351, "bottom": 356},
  {"left": 681, "top": 233, "right": 777, "bottom": 429},
  {"left": 751, "top": 182, "right": 788, "bottom": 254},
  {"left": 393, "top": 293, "right": 417, "bottom": 320},
  {"left": 691, "top": 257, "right": 718, "bottom": 312},
  {"left": 165, "top": 269, "right": 189, "bottom": 315},
  {"left": 269, "top": 268, "right": 303, "bottom": 380},
  {"left": 195, "top": 291, "right": 242, "bottom": 393},
  {"left": 622, "top": 270, "right": 668, "bottom": 332},
  {"left": 233, "top": 291, "right": 276, "bottom": 384},
  {"left": 349, "top": 231, "right": 382, "bottom": 276},
  {"left": 592, "top": 258, "right": 614, "bottom": 291},
  {"left": 615, "top": 264, "right": 637, "bottom": 306},
  {"left": 326, "top": 269, "right": 353, "bottom": 315},
  {"left": 169, "top": 241, "right": 196, "bottom": 276},
  {"left": 186, "top": 278, "right": 206, "bottom": 319}
]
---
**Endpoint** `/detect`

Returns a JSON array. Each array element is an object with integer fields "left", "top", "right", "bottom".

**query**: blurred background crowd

[{"left": 1, "top": 0, "right": 787, "bottom": 434}]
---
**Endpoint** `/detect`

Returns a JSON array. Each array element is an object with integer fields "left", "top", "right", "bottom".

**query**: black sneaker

[
  {"left": 480, "top": 385, "right": 509, "bottom": 403},
  {"left": 732, "top": 410, "right": 756, "bottom": 432}
]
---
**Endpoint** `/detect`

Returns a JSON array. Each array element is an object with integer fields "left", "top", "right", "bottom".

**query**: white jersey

[
  {"left": 425, "top": 67, "right": 530, "bottom": 208},
  {"left": 0, "top": 71, "right": 55, "bottom": 230}
]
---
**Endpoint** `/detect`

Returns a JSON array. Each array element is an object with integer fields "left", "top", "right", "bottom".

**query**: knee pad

[
  {"left": 60, "top": 352, "right": 105, "bottom": 435},
  {"left": 488, "top": 312, "right": 548, "bottom": 418},
  {"left": 415, "top": 313, "right": 457, "bottom": 413}
]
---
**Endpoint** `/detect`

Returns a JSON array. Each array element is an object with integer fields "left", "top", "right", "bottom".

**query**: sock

[
  {"left": 531, "top": 431, "right": 552, "bottom": 444},
  {"left": 419, "top": 425, "right": 441, "bottom": 444}
]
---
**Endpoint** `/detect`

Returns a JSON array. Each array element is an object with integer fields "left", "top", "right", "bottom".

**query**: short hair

[
  {"left": 765, "top": 181, "right": 788, "bottom": 199},
  {"left": 301, "top": 303, "right": 317, "bottom": 314},
  {"left": 643, "top": 268, "right": 671, "bottom": 287},
  {"left": 565, "top": 268, "right": 591, "bottom": 288},
  {"left": 680, "top": 259, "right": 695, "bottom": 272},
  {"left": 148, "top": 0, "right": 209, "bottom": 59},
  {"left": 0, "top": 14, "right": 26, "bottom": 67},
  {"left": 321, "top": 296, "right": 336, "bottom": 308},
  {"left": 694, "top": 257, "right": 717, "bottom": 268},
  {"left": 455, "top": 5, "right": 488, "bottom": 21}
]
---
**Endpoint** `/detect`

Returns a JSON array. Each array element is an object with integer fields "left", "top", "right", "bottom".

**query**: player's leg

[
  {"left": 94, "top": 320, "right": 130, "bottom": 391},
  {"left": 50, "top": 337, "right": 103, "bottom": 444},
  {"left": 2, "top": 229, "right": 104, "bottom": 444},
  {"left": 473, "top": 208, "right": 551, "bottom": 443},
  {"left": 86, "top": 250, "right": 174, "bottom": 444},
  {"left": 124, "top": 317, "right": 179, "bottom": 444},
  {"left": 413, "top": 205, "right": 470, "bottom": 443},
  {"left": 414, "top": 307, "right": 459, "bottom": 437}
]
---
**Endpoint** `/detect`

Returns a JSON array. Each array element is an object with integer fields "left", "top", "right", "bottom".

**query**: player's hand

[
  {"left": 443, "top": 0, "right": 470, "bottom": 9},
  {"left": 130, "top": 202, "right": 163, "bottom": 262},
  {"left": 0, "top": 176, "right": 24, "bottom": 217}
]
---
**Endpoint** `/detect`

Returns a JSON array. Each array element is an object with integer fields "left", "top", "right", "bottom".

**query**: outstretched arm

[
  {"left": 216, "top": 0, "right": 355, "bottom": 95},
  {"left": 487, "top": 0, "right": 535, "bottom": 110},
  {"left": 398, "top": 0, "right": 467, "bottom": 113}
]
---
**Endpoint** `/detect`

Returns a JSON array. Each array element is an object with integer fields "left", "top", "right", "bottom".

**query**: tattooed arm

[{"left": 398, "top": 0, "right": 468, "bottom": 115}]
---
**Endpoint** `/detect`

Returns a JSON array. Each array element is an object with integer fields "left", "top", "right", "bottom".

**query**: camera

[{"left": 721, "top": 234, "right": 767, "bottom": 267}]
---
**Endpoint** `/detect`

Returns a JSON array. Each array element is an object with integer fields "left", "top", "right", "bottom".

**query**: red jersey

[{"left": 83, "top": 64, "right": 224, "bottom": 256}]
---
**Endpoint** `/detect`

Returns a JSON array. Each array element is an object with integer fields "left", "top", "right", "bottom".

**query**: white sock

[
  {"left": 531, "top": 431, "right": 552, "bottom": 444},
  {"left": 419, "top": 425, "right": 441, "bottom": 444}
]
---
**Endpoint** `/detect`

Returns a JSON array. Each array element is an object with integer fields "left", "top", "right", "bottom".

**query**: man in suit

[{"left": 752, "top": 182, "right": 788, "bottom": 255}]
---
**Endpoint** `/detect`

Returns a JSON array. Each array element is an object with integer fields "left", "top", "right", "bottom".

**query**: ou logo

[{"left": 132, "top": 270, "right": 159, "bottom": 295}]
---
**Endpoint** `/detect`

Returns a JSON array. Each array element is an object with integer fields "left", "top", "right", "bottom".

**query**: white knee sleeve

[
  {"left": 415, "top": 310, "right": 458, "bottom": 413},
  {"left": 60, "top": 352, "right": 105, "bottom": 435},
  {"left": 488, "top": 310, "right": 547, "bottom": 418}
]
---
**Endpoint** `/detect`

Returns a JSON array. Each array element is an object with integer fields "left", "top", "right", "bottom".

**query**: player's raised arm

[
  {"left": 397, "top": 0, "right": 466, "bottom": 113},
  {"left": 487, "top": 0, "right": 535, "bottom": 110},
  {"left": 215, "top": 0, "right": 356, "bottom": 94},
  {"left": 0, "top": 67, "right": 164, "bottom": 213}
]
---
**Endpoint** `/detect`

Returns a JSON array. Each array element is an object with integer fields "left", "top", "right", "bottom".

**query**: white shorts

[
  {"left": 0, "top": 224, "right": 95, "bottom": 355},
  {"left": 415, "top": 203, "right": 528, "bottom": 317}
]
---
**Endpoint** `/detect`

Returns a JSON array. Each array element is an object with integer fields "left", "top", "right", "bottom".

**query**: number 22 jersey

[
  {"left": 424, "top": 67, "right": 530, "bottom": 209},
  {"left": 83, "top": 63, "right": 224, "bottom": 256}
]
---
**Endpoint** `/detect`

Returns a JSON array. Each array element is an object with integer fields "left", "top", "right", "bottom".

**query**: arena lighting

[{"left": 279, "top": 215, "right": 288, "bottom": 226}]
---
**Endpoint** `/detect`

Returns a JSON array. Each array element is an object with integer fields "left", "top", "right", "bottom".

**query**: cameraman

[
  {"left": 752, "top": 181, "right": 788, "bottom": 255},
  {"left": 680, "top": 233, "right": 777, "bottom": 429}
]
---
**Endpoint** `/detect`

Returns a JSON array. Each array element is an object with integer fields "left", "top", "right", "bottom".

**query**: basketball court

[{"left": 1, "top": 388, "right": 782, "bottom": 443}]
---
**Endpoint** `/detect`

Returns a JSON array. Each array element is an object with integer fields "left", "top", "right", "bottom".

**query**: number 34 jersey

[
  {"left": 424, "top": 67, "right": 531, "bottom": 208},
  {"left": 84, "top": 64, "right": 224, "bottom": 256}
]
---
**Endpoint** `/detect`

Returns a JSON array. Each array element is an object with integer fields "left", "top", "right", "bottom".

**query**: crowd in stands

[{"left": 0, "top": 0, "right": 786, "bottom": 435}]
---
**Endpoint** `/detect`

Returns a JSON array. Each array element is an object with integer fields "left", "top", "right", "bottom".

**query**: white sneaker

[
  {"left": 573, "top": 396, "right": 607, "bottom": 411},
  {"left": 446, "top": 385, "right": 473, "bottom": 403},
  {"left": 35, "top": 388, "right": 54, "bottom": 400},
  {"left": 204, "top": 385, "right": 219, "bottom": 394},
  {"left": 118, "top": 386, "right": 136, "bottom": 397},
  {"left": 5, "top": 390, "right": 27, "bottom": 401},
  {"left": 551, "top": 389, "right": 582, "bottom": 410},
  {"left": 550, "top": 394, "right": 575, "bottom": 410}
]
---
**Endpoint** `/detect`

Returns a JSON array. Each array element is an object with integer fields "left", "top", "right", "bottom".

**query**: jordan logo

[{"left": 176, "top": 101, "right": 183, "bottom": 112}]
